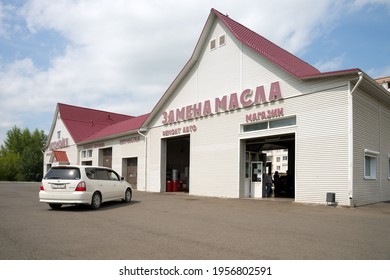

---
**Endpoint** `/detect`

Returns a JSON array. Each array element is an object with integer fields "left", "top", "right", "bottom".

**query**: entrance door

[
  {"left": 101, "top": 148, "right": 112, "bottom": 168},
  {"left": 126, "top": 158, "right": 138, "bottom": 189},
  {"left": 251, "top": 161, "right": 264, "bottom": 198}
]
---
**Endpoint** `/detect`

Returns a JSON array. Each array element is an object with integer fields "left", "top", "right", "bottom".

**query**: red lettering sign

[
  {"left": 162, "top": 125, "right": 198, "bottom": 137},
  {"left": 49, "top": 138, "right": 69, "bottom": 150},
  {"left": 246, "top": 107, "right": 284, "bottom": 122},
  {"left": 161, "top": 81, "right": 283, "bottom": 125}
]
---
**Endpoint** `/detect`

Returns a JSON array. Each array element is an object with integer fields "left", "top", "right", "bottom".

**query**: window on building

[
  {"left": 243, "top": 116, "right": 296, "bottom": 133},
  {"left": 210, "top": 38, "right": 216, "bottom": 50},
  {"left": 283, "top": 156, "right": 288, "bottom": 161},
  {"left": 243, "top": 122, "right": 268, "bottom": 132},
  {"left": 276, "top": 157, "right": 280, "bottom": 162},
  {"left": 81, "top": 149, "right": 93, "bottom": 159},
  {"left": 57, "top": 130, "right": 61, "bottom": 140},
  {"left": 269, "top": 117, "right": 296, "bottom": 129},
  {"left": 219, "top": 34, "right": 226, "bottom": 46},
  {"left": 388, "top": 155, "right": 390, "bottom": 179},
  {"left": 364, "top": 149, "right": 379, "bottom": 180}
]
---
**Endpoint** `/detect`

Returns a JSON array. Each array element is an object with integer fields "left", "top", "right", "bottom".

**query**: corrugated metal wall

[
  {"left": 353, "top": 88, "right": 390, "bottom": 205},
  {"left": 380, "top": 106, "right": 390, "bottom": 200},
  {"left": 294, "top": 84, "right": 350, "bottom": 205}
]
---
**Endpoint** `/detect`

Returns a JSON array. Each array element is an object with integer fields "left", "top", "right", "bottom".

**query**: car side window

[
  {"left": 86, "top": 168, "right": 109, "bottom": 180},
  {"left": 107, "top": 170, "right": 120, "bottom": 181},
  {"left": 96, "top": 169, "right": 109, "bottom": 180},
  {"left": 85, "top": 168, "right": 96, "bottom": 179}
]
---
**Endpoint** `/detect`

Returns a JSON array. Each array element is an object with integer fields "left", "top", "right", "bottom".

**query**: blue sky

[{"left": 0, "top": 0, "right": 389, "bottom": 145}]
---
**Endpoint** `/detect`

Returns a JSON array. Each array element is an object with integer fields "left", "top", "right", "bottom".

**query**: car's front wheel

[
  {"left": 49, "top": 203, "right": 62, "bottom": 210},
  {"left": 90, "top": 192, "right": 102, "bottom": 210},
  {"left": 123, "top": 188, "right": 132, "bottom": 203}
]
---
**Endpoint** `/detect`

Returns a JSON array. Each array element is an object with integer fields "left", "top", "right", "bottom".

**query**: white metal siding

[
  {"left": 190, "top": 113, "right": 241, "bottom": 198},
  {"left": 294, "top": 85, "right": 350, "bottom": 205},
  {"left": 145, "top": 127, "right": 164, "bottom": 193},
  {"left": 380, "top": 105, "right": 390, "bottom": 201},
  {"left": 352, "top": 88, "right": 382, "bottom": 205},
  {"left": 196, "top": 23, "right": 241, "bottom": 102}
]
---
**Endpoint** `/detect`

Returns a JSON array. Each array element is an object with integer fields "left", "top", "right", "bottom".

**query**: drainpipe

[
  {"left": 137, "top": 129, "right": 148, "bottom": 191},
  {"left": 350, "top": 71, "right": 363, "bottom": 95},
  {"left": 348, "top": 71, "right": 363, "bottom": 206}
]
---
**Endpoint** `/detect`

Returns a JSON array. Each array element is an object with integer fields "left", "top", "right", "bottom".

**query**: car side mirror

[{"left": 121, "top": 177, "right": 125, "bottom": 181}]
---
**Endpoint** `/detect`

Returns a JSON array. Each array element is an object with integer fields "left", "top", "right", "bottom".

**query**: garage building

[{"left": 43, "top": 9, "right": 390, "bottom": 206}]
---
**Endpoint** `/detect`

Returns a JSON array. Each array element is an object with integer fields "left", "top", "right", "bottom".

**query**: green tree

[{"left": 0, "top": 126, "right": 47, "bottom": 181}]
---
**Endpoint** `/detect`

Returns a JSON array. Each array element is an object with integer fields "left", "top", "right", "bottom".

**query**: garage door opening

[
  {"left": 244, "top": 133, "right": 295, "bottom": 199},
  {"left": 122, "top": 157, "right": 138, "bottom": 189},
  {"left": 164, "top": 136, "right": 190, "bottom": 192},
  {"left": 99, "top": 147, "right": 112, "bottom": 168}
]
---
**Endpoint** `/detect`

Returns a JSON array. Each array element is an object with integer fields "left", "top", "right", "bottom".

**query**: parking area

[{"left": 0, "top": 182, "right": 389, "bottom": 260}]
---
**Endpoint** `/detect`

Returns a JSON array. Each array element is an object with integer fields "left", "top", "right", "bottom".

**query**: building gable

[
  {"left": 144, "top": 8, "right": 322, "bottom": 128},
  {"left": 45, "top": 108, "right": 75, "bottom": 151}
]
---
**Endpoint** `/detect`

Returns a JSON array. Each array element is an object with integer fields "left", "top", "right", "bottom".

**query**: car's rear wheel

[
  {"left": 123, "top": 188, "right": 132, "bottom": 203},
  {"left": 90, "top": 192, "right": 102, "bottom": 210},
  {"left": 49, "top": 203, "right": 62, "bottom": 210}
]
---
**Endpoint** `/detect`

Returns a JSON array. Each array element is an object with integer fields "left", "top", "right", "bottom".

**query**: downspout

[
  {"left": 350, "top": 71, "right": 363, "bottom": 95},
  {"left": 348, "top": 71, "right": 363, "bottom": 206},
  {"left": 137, "top": 129, "right": 148, "bottom": 191}
]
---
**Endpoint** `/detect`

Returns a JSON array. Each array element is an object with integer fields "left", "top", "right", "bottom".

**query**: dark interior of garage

[
  {"left": 246, "top": 133, "right": 295, "bottom": 198},
  {"left": 165, "top": 136, "right": 190, "bottom": 192}
]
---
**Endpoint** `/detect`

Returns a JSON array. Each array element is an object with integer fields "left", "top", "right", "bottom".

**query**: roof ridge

[
  {"left": 57, "top": 102, "right": 134, "bottom": 143},
  {"left": 79, "top": 112, "right": 151, "bottom": 143},
  {"left": 211, "top": 8, "right": 321, "bottom": 78},
  {"left": 58, "top": 103, "right": 134, "bottom": 118}
]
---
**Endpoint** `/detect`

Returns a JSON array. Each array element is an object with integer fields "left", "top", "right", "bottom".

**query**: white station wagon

[{"left": 39, "top": 165, "right": 133, "bottom": 210}]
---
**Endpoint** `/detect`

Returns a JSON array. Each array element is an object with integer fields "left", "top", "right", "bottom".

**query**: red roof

[
  {"left": 52, "top": 150, "right": 69, "bottom": 163},
  {"left": 301, "top": 68, "right": 361, "bottom": 80},
  {"left": 58, "top": 103, "right": 135, "bottom": 143},
  {"left": 81, "top": 113, "right": 150, "bottom": 142},
  {"left": 212, "top": 9, "right": 321, "bottom": 78}
]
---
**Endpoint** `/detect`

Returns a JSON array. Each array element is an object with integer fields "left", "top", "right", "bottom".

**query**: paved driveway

[{"left": 0, "top": 182, "right": 389, "bottom": 259}]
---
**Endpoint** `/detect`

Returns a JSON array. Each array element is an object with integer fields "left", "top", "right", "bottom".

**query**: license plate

[{"left": 51, "top": 184, "right": 66, "bottom": 189}]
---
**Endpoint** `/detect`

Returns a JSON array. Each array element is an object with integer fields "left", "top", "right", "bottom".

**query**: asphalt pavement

[{"left": 0, "top": 182, "right": 389, "bottom": 260}]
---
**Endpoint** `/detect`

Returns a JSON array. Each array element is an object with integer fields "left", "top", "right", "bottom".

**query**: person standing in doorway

[
  {"left": 265, "top": 171, "right": 273, "bottom": 197},
  {"left": 273, "top": 171, "right": 280, "bottom": 196}
]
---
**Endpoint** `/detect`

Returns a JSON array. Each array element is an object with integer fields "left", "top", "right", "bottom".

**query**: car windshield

[{"left": 44, "top": 167, "right": 81, "bottom": 180}]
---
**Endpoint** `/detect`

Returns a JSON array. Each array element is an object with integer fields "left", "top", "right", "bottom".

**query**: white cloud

[
  {"left": 232, "top": 0, "right": 342, "bottom": 54},
  {"left": 314, "top": 54, "right": 346, "bottom": 72},
  {"left": 367, "top": 66, "right": 390, "bottom": 79},
  {"left": 349, "top": 0, "right": 390, "bottom": 10},
  {"left": 0, "top": 2, "right": 12, "bottom": 38}
]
